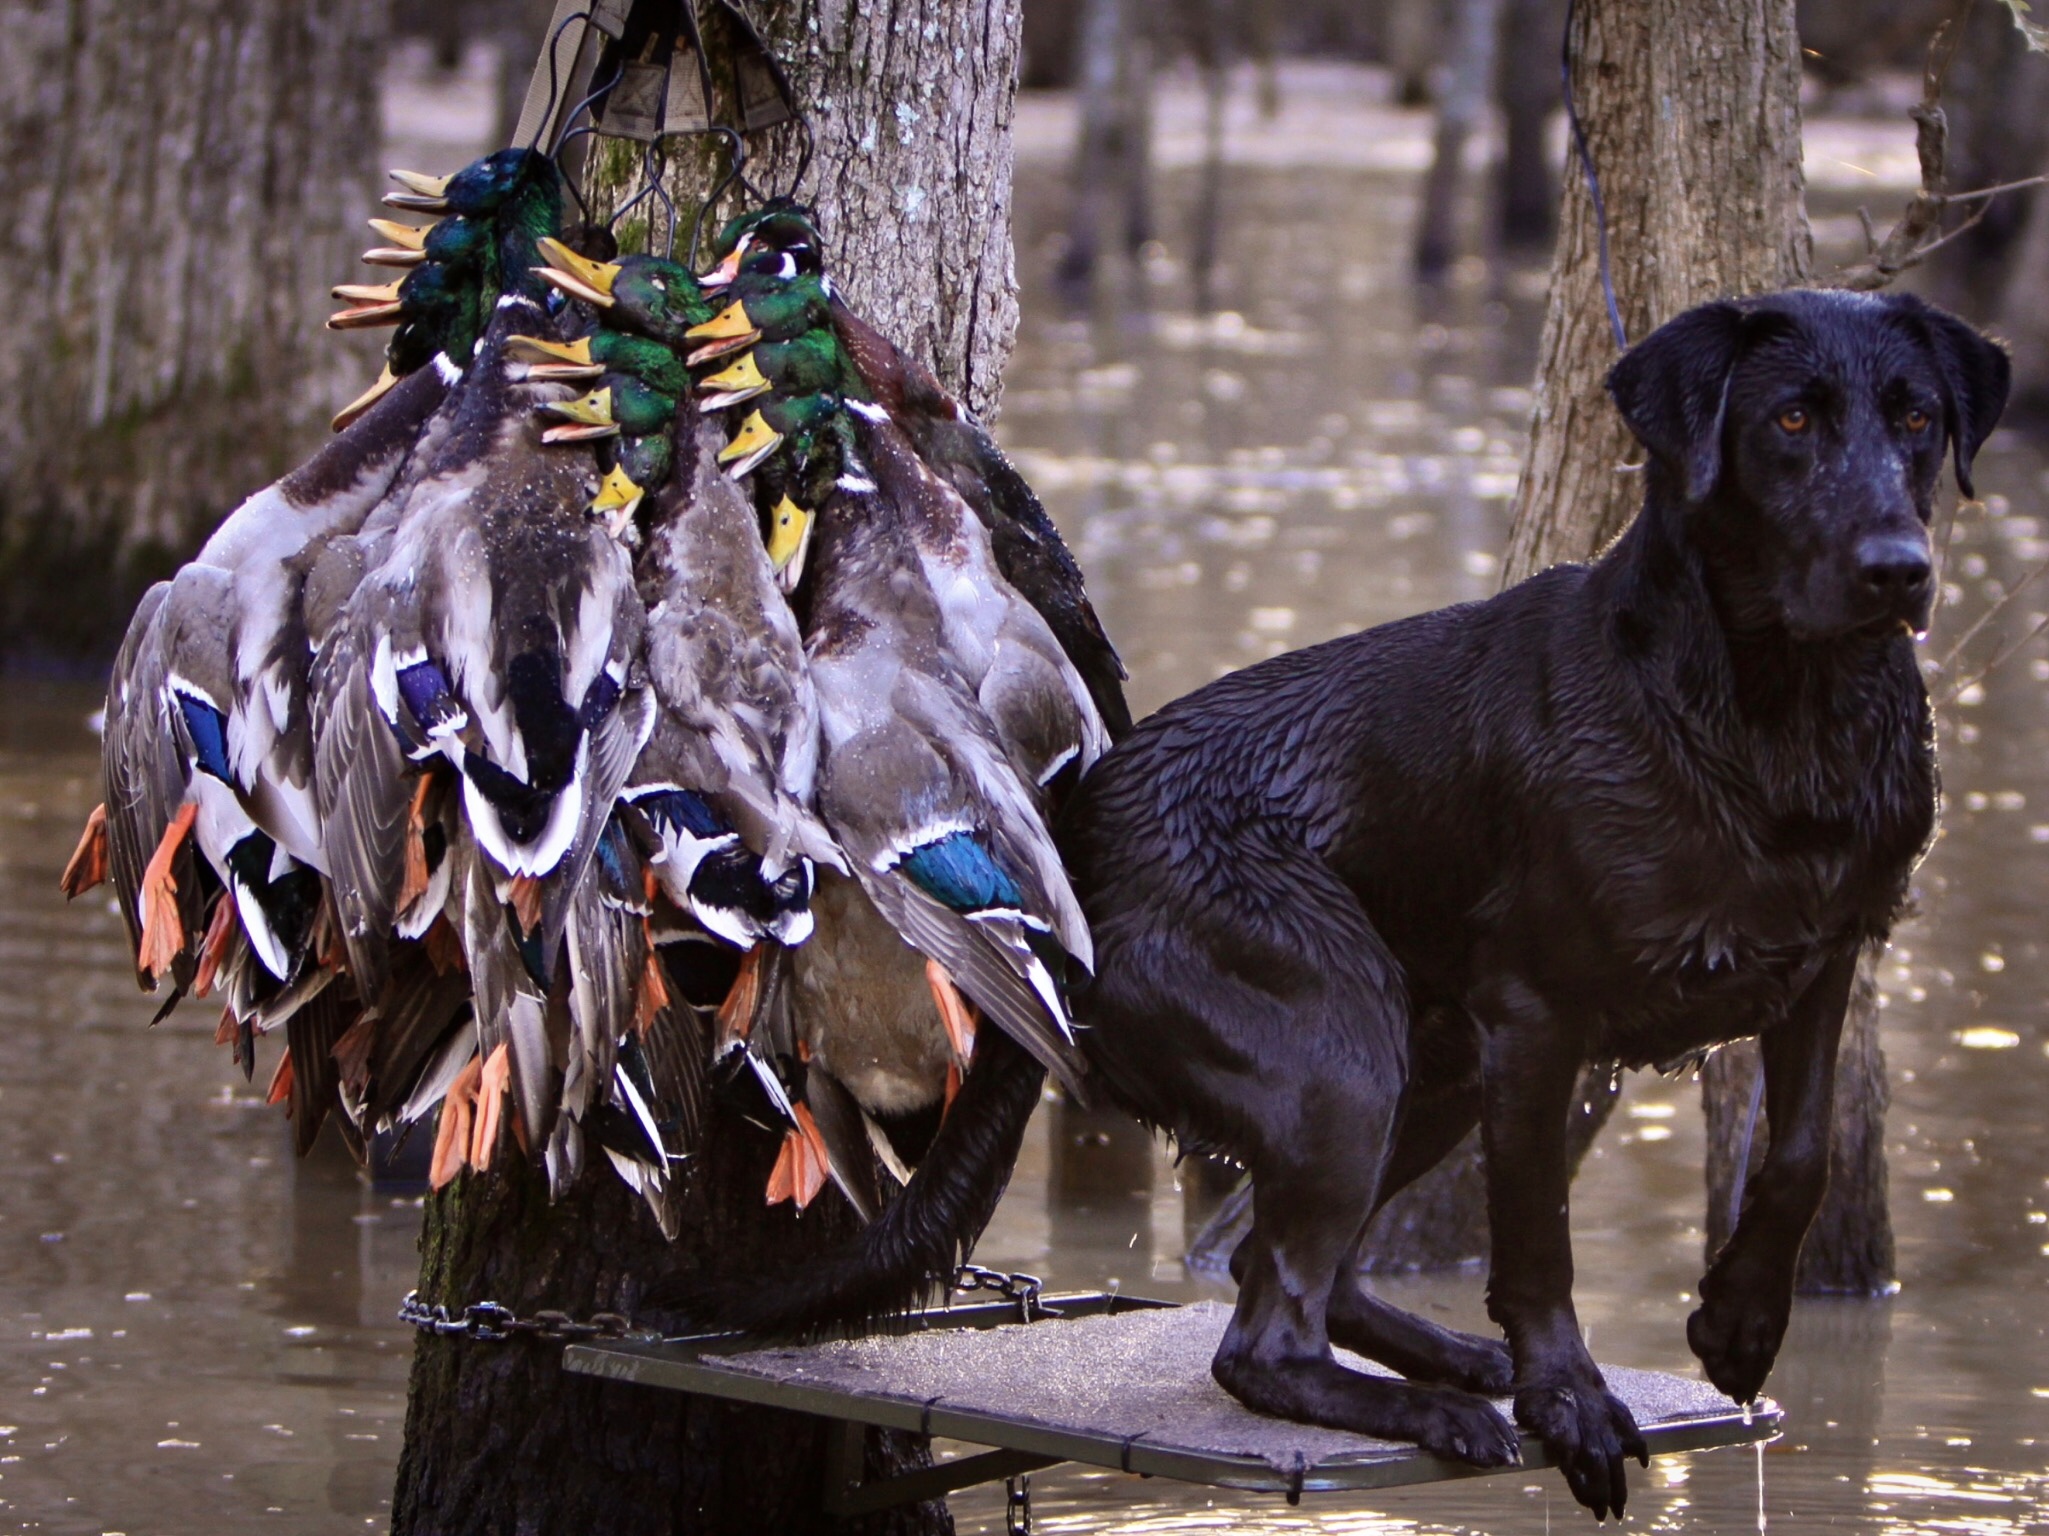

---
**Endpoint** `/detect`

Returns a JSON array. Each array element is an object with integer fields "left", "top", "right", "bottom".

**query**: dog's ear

[
  {"left": 1884, "top": 292, "right": 2011, "bottom": 500},
  {"left": 1605, "top": 302, "right": 1747, "bottom": 504}
]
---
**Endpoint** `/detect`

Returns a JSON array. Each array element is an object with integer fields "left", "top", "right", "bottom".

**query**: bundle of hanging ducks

[{"left": 60, "top": 147, "right": 1130, "bottom": 1235}]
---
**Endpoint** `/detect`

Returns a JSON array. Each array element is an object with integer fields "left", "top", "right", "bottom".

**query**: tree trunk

[
  {"left": 1924, "top": 0, "right": 2049, "bottom": 317},
  {"left": 0, "top": 0, "right": 386, "bottom": 660},
  {"left": 1996, "top": 138, "right": 2049, "bottom": 423},
  {"left": 1414, "top": 0, "right": 1504, "bottom": 283},
  {"left": 1053, "top": 0, "right": 1153, "bottom": 305},
  {"left": 1495, "top": 0, "right": 1563, "bottom": 252},
  {"left": 393, "top": 5, "right": 1024, "bottom": 1531},
  {"left": 1500, "top": 0, "right": 1811, "bottom": 583},
  {"left": 1493, "top": 0, "right": 1895, "bottom": 1296}
]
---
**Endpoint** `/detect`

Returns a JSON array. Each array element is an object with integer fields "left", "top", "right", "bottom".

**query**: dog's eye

[
  {"left": 1776, "top": 407, "right": 1809, "bottom": 435},
  {"left": 1903, "top": 407, "right": 1931, "bottom": 432}
]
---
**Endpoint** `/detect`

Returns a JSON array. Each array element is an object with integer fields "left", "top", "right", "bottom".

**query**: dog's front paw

[
  {"left": 1515, "top": 1383, "right": 1649, "bottom": 1521},
  {"left": 1414, "top": 1387, "right": 1522, "bottom": 1469},
  {"left": 1686, "top": 1286, "right": 1789, "bottom": 1405}
]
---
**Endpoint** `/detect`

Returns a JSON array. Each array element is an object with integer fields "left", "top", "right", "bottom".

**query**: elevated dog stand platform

[{"left": 564, "top": 1293, "right": 1779, "bottom": 1523}]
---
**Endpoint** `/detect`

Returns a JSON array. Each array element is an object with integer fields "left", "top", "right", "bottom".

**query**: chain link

[
  {"left": 398, "top": 1290, "right": 658, "bottom": 1344},
  {"left": 950, "top": 1263, "right": 1045, "bottom": 1322},
  {"left": 1004, "top": 1473, "right": 1033, "bottom": 1536},
  {"left": 403, "top": 1266, "right": 1047, "bottom": 1344}
]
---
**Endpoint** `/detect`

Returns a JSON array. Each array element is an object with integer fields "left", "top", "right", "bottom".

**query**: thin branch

[
  {"left": 1936, "top": 611, "right": 2049, "bottom": 706},
  {"left": 1943, "top": 172, "right": 2049, "bottom": 204},
  {"left": 1825, "top": 5, "right": 2045, "bottom": 292},
  {"left": 1931, "top": 548, "right": 2049, "bottom": 675}
]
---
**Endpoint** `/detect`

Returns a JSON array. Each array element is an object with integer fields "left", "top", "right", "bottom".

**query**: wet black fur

[
  {"left": 660, "top": 1024, "right": 1046, "bottom": 1331},
  {"left": 1054, "top": 291, "right": 2008, "bottom": 1520}
]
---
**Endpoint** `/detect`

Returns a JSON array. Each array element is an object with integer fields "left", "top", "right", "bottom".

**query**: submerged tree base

[{"left": 392, "top": 1094, "right": 951, "bottom": 1536}]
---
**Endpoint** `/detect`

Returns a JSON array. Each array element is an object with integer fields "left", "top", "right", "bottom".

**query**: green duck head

[
  {"left": 508, "top": 330, "right": 689, "bottom": 398},
  {"left": 702, "top": 201, "right": 825, "bottom": 289},
  {"left": 696, "top": 327, "right": 858, "bottom": 412},
  {"left": 534, "top": 240, "right": 714, "bottom": 345},
  {"left": 540, "top": 373, "right": 678, "bottom": 443},
  {"left": 716, "top": 391, "right": 848, "bottom": 479},
  {"left": 682, "top": 273, "right": 832, "bottom": 366},
  {"left": 383, "top": 147, "right": 548, "bottom": 217},
  {"left": 588, "top": 432, "right": 674, "bottom": 536},
  {"left": 329, "top": 150, "right": 562, "bottom": 429}
]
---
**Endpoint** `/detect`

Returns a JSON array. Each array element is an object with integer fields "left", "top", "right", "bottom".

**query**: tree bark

[
  {"left": 393, "top": 5, "right": 1024, "bottom": 1531},
  {"left": 1500, "top": 0, "right": 1811, "bottom": 584},
  {"left": 0, "top": 0, "right": 386, "bottom": 659}
]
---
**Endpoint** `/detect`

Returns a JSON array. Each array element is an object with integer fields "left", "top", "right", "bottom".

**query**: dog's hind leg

[
  {"left": 1219, "top": 1105, "right": 1519, "bottom": 1466},
  {"left": 1189, "top": 886, "right": 1516, "bottom": 1465},
  {"left": 1322, "top": 1077, "right": 1514, "bottom": 1394}
]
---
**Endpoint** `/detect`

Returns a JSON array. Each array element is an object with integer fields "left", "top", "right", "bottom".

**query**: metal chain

[
  {"left": 403, "top": 1266, "right": 1046, "bottom": 1343},
  {"left": 398, "top": 1289, "right": 659, "bottom": 1344},
  {"left": 1004, "top": 1473, "right": 1033, "bottom": 1536},
  {"left": 950, "top": 1264, "right": 1045, "bottom": 1322}
]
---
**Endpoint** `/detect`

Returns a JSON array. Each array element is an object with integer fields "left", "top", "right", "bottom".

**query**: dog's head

[{"left": 1607, "top": 290, "right": 2010, "bottom": 639}]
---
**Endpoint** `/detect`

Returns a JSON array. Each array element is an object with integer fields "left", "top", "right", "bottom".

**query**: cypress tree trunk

[
  {"left": 1500, "top": 0, "right": 1811, "bottom": 581},
  {"left": 1495, "top": 0, "right": 1895, "bottom": 1297},
  {"left": 0, "top": 0, "right": 386, "bottom": 659},
  {"left": 392, "top": 4, "right": 1025, "bottom": 1531}
]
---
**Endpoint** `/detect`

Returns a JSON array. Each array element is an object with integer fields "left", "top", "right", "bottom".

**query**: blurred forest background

[{"left": 2, "top": 0, "right": 2044, "bottom": 663}]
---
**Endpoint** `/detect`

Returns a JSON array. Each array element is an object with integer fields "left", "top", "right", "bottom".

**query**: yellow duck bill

[
  {"left": 367, "top": 217, "right": 430, "bottom": 250},
  {"left": 533, "top": 237, "right": 620, "bottom": 307},
  {"left": 331, "top": 279, "right": 403, "bottom": 305},
  {"left": 695, "top": 350, "right": 770, "bottom": 411},
  {"left": 683, "top": 301, "right": 760, "bottom": 366},
  {"left": 541, "top": 387, "right": 620, "bottom": 442},
  {"left": 717, "top": 409, "right": 783, "bottom": 476},
  {"left": 331, "top": 365, "right": 400, "bottom": 433},
  {"left": 589, "top": 464, "right": 645, "bottom": 536},
  {"left": 383, "top": 168, "right": 453, "bottom": 212},
  {"left": 699, "top": 244, "right": 745, "bottom": 290},
  {"left": 326, "top": 300, "right": 403, "bottom": 330},
  {"left": 507, "top": 334, "right": 603, "bottom": 381},
  {"left": 765, "top": 495, "right": 814, "bottom": 591}
]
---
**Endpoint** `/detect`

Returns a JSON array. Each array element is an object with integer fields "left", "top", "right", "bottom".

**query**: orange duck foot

[
  {"left": 926, "top": 959, "right": 978, "bottom": 1066},
  {"left": 429, "top": 1052, "right": 484, "bottom": 1190},
  {"left": 192, "top": 894, "right": 238, "bottom": 999},
  {"left": 397, "top": 774, "right": 435, "bottom": 912},
  {"left": 59, "top": 803, "right": 108, "bottom": 898},
  {"left": 715, "top": 943, "right": 764, "bottom": 1055},
  {"left": 137, "top": 802, "right": 198, "bottom": 982},
  {"left": 470, "top": 1042, "right": 510, "bottom": 1172}
]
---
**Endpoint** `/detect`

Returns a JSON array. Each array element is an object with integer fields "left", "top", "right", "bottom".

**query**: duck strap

[{"left": 513, "top": 0, "right": 796, "bottom": 154}]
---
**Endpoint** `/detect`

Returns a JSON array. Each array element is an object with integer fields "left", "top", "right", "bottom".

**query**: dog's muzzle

[{"left": 1853, "top": 532, "right": 1934, "bottom": 628}]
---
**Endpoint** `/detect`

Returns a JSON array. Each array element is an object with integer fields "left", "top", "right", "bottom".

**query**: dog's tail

[{"left": 668, "top": 1024, "right": 1048, "bottom": 1334}]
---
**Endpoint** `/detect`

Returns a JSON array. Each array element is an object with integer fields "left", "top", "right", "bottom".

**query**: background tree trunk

[
  {"left": 0, "top": 0, "right": 386, "bottom": 660},
  {"left": 393, "top": 4, "right": 1025, "bottom": 1531},
  {"left": 1500, "top": 0, "right": 1811, "bottom": 582},
  {"left": 1413, "top": 0, "right": 1505, "bottom": 283},
  {"left": 1495, "top": 0, "right": 1895, "bottom": 1297}
]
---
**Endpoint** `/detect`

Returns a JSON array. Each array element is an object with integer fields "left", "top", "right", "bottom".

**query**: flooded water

[{"left": 4, "top": 58, "right": 2048, "bottom": 1536}]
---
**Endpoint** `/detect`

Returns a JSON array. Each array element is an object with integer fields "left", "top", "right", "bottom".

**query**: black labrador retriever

[{"left": 1057, "top": 290, "right": 2009, "bottom": 1519}]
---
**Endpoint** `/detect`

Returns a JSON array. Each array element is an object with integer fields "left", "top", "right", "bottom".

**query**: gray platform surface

[{"left": 566, "top": 1296, "right": 1779, "bottom": 1495}]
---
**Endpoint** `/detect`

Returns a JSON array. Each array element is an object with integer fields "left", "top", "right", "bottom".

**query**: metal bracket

[{"left": 819, "top": 1419, "right": 1060, "bottom": 1518}]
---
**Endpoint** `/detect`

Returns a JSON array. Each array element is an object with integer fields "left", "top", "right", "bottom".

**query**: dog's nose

[{"left": 1854, "top": 534, "right": 1932, "bottom": 600}]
